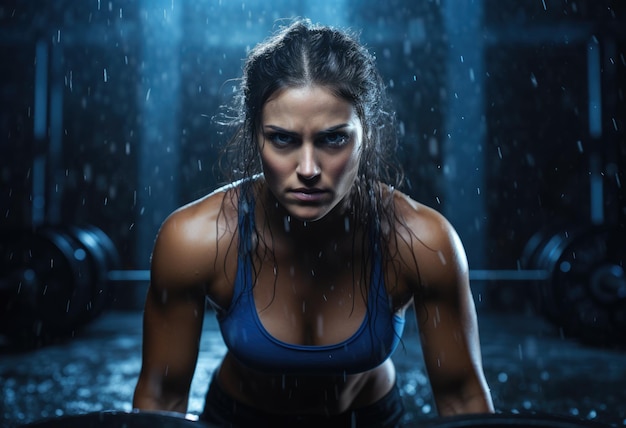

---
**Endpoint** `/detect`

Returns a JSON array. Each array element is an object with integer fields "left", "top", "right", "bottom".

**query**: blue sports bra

[{"left": 216, "top": 195, "right": 405, "bottom": 375}]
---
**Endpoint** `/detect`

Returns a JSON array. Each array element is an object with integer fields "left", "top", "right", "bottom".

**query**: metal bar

[
  {"left": 107, "top": 270, "right": 150, "bottom": 282},
  {"left": 107, "top": 269, "right": 551, "bottom": 282},
  {"left": 469, "top": 270, "right": 550, "bottom": 281}
]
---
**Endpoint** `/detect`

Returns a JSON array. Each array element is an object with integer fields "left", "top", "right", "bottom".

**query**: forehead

[{"left": 262, "top": 85, "right": 360, "bottom": 128}]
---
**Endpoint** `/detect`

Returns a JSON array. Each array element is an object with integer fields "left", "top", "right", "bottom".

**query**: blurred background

[{"left": 0, "top": 0, "right": 625, "bottom": 427}]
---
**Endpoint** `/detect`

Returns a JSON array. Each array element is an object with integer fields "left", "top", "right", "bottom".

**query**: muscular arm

[
  {"left": 133, "top": 191, "right": 233, "bottom": 414},
  {"left": 398, "top": 197, "right": 494, "bottom": 416},
  {"left": 132, "top": 276, "right": 205, "bottom": 413}
]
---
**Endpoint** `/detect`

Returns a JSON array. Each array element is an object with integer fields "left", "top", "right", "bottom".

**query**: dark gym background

[{"left": 1, "top": 1, "right": 625, "bottom": 427}]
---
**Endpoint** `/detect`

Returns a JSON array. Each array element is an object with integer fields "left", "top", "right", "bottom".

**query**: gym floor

[{"left": 1, "top": 308, "right": 625, "bottom": 428}]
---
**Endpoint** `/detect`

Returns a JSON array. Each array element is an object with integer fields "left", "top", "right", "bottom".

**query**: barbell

[
  {"left": 0, "top": 225, "right": 120, "bottom": 346},
  {"left": 521, "top": 225, "right": 626, "bottom": 347},
  {"left": 1, "top": 223, "right": 624, "bottom": 347}
]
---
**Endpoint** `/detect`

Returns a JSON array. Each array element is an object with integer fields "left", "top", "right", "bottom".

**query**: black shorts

[{"left": 199, "top": 375, "right": 405, "bottom": 428}]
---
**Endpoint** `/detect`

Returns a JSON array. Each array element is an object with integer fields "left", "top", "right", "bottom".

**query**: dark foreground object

[
  {"left": 421, "top": 413, "right": 615, "bottom": 427},
  {"left": 20, "top": 410, "right": 614, "bottom": 428},
  {"left": 21, "top": 410, "right": 215, "bottom": 428}
]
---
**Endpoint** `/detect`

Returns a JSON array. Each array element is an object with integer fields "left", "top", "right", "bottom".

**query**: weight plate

[
  {"left": 1, "top": 227, "right": 89, "bottom": 345},
  {"left": 66, "top": 225, "right": 119, "bottom": 324},
  {"left": 529, "top": 226, "right": 626, "bottom": 346}
]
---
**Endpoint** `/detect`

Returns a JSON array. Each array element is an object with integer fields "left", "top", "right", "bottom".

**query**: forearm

[{"left": 133, "top": 374, "right": 190, "bottom": 414}]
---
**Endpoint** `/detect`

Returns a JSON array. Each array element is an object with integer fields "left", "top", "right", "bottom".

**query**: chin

[
  {"left": 286, "top": 201, "right": 349, "bottom": 224},
  {"left": 288, "top": 209, "right": 327, "bottom": 223}
]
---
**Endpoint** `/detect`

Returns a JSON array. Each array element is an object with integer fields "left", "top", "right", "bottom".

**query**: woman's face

[{"left": 258, "top": 85, "right": 363, "bottom": 222}]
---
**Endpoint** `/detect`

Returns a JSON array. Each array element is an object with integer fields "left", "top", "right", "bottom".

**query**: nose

[{"left": 295, "top": 144, "right": 321, "bottom": 180}]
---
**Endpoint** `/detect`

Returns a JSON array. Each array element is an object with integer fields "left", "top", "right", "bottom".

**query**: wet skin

[
  {"left": 258, "top": 85, "right": 363, "bottom": 223},
  {"left": 132, "top": 84, "right": 494, "bottom": 417}
]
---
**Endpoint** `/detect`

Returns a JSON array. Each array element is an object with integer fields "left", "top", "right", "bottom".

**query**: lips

[{"left": 288, "top": 188, "right": 329, "bottom": 202}]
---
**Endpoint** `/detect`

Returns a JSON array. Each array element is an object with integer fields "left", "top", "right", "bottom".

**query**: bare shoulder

[
  {"left": 150, "top": 185, "right": 239, "bottom": 294},
  {"left": 390, "top": 189, "right": 469, "bottom": 293}
]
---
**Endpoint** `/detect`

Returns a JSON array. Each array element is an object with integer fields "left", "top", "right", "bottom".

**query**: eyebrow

[{"left": 264, "top": 123, "right": 351, "bottom": 137}]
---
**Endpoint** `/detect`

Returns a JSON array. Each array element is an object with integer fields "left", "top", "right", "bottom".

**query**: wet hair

[
  {"left": 219, "top": 18, "right": 403, "bottom": 228},
  {"left": 216, "top": 19, "right": 412, "bottom": 314}
]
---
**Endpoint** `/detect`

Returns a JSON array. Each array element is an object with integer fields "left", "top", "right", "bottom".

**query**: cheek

[
  {"left": 331, "top": 149, "right": 361, "bottom": 184},
  {"left": 345, "top": 145, "right": 363, "bottom": 173},
  {"left": 260, "top": 150, "right": 290, "bottom": 182}
]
